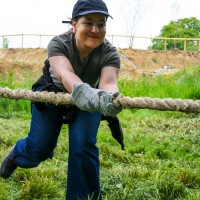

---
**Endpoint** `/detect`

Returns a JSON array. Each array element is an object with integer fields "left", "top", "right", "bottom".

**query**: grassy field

[{"left": 0, "top": 66, "right": 199, "bottom": 199}]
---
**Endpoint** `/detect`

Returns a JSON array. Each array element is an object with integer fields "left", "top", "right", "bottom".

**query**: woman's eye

[
  {"left": 86, "top": 22, "right": 93, "bottom": 25},
  {"left": 98, "top": 24, "right": 105, "bottom": 27},
  {"left": 83, "top": 21, "right": 106, "bottom": 29}
]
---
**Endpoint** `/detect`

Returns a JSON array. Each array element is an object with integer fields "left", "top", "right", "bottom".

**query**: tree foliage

[{"left": 151, "top": 17, "right": 200, "bottom": 50}]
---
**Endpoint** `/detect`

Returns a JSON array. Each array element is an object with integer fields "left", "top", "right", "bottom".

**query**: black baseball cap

[{"left": 62, "top": 0, "right": 112, "bottom": 23}]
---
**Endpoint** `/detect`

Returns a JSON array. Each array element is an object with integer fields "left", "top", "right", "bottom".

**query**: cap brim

[
  {"left": 73, "top": 10, "right": 113, "bottom": 19},
  {"left": 62, "top": 20, "right": 72, "bottom": 24}
]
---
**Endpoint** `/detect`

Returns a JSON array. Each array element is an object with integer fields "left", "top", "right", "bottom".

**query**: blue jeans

[{"left": 12, "top": 102, "right": 102, "bottom": 200}]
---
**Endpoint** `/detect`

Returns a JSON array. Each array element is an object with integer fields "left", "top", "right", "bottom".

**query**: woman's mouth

[{"left": 88, "top": 35, "right": 100, "bottom": 39}]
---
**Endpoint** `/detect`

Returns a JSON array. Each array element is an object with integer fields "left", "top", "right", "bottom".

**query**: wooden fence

[
  {"left": 107, "top": 35, "right": 200, "bottom": 51},
  {"left": 0, "top": 34, "right": 200, "bottom": 51}
]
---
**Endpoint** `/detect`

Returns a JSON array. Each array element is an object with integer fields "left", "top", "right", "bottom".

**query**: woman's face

[{"left": 72, "top": 13, "right": 107, "bottom": 53}]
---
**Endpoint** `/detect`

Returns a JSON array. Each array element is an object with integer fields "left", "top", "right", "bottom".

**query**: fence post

[
  {"left": 164, "top": 39, "right": 167, "bottom": 50},
  {"left": 39, "top": 35, "right": 41, "bottom": 48},
  {"left": 111, "top": 35, "right": 114, "bottom": 45},
  {"left": 21, "top": 34, "right": 23, "bottom": 48},
  {"left": 149, "top": 38, "right": 152, "bottom": 50},
  {"left": 2, "top": 36, "right": 4, "bottom": 48},
  {"left": 184, "top": 40, "right": 186, "bottom": 51},
  {"left": 131, "top": 36, "right": 134, "bottom": 49}
]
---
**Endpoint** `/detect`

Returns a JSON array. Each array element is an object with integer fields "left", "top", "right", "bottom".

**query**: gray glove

[
  {"left": 100, "top": 92, "right": 122, "bottom": 116},
  {"left": 71, "top": 83, "right": 108, "bottom": 113}
]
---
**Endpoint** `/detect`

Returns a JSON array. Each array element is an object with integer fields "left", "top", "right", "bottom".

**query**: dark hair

[
  {"left": 62, "top": 16, "right": 80, "bottom": 25},
  {"left": 62, "top": 14, "right": 108, "bottom": 25}
]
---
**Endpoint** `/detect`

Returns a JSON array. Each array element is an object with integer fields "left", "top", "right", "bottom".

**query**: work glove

[
  {"left": 71, "top": 83, "right": 108, "bottom": 113},
  {"left": 100, "top": 92, "right": 122, "bottom": 116}
]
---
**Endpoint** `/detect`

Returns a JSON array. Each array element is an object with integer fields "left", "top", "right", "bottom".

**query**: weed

[{"left": 152, "top": 57, "right": 158, "bottom": 63}]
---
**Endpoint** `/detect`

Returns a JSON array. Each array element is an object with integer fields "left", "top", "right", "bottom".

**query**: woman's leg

[
  {"left": 66, "top": 109, "right": 102, "bottom": 200},
  {"left": 13, "top": 103, "right": 65, "bottom": 168}
]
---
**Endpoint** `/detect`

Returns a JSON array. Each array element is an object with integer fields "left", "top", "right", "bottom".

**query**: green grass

[
  {"left": 118, "top": 65, "right": 200, "bottom": 99},
  {"left": 0, "top": 66, "right": 200, "bottom": 199}
]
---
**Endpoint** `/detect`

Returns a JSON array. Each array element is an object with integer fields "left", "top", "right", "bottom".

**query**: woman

[{"left": 0, "top": 0, "right": 122, "bottom": 199}]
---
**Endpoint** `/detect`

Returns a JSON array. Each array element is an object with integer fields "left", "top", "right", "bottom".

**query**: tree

[
  {"left": 171, "top": 0, "right": 181, "bottom": 48},
  {"left": 121, "top": 0, "right": 153, "bottom": 48},
  {"left": 151, "top": 17, "right": 200, "bottom": 51}
]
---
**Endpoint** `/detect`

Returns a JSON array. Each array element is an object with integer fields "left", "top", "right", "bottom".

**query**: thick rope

[{"left": 0, "top": 87, "right": 200, "bottom": 113}]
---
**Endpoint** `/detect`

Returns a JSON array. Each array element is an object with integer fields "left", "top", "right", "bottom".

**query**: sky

[{"left": 0, "top": 0, "right": 199, "bottom": 49}]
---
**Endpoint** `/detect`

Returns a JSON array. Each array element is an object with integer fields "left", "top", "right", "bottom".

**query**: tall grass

[
  {"left": 0, "top": 65, "right": 200, "bottom": 199},
  {"left": 119, "top": 66, "right": 200, "bottom": 99},
  {"left": 0, "top": 70, "right": 38, "bottom": 116},
  {"left": 1, "top": 66, "right": 199, "bottom": 116}
]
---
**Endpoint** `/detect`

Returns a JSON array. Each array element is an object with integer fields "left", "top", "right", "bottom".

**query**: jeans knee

[{"left": 33, "top": 149, "right": 53, "bottom": 162}]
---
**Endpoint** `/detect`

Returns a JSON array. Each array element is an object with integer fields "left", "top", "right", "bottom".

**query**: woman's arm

[
  {"left": 98, "top": 66, "right": 120, "bottom": 93},
  {"left": 48, "top": 56, "right": 82, "bottom": 93}
]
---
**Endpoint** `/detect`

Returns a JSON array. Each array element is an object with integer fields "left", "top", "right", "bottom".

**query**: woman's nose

[{"left": 91, "top": 24, "right": 99, "bottom": 33}]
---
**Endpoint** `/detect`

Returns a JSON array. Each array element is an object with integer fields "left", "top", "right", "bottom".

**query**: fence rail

[
  {"left": 107, "top": 35, "right": 200, "bottom": 51},
  {"left": 0, "top": 34, "right": 200, "bottom": 51}
]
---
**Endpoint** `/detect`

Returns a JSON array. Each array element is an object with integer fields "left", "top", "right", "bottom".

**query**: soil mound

[{"left": 0, "top": 48, "right": 199, "bottom": 79}]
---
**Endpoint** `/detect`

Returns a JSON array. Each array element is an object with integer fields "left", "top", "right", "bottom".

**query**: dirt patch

[
  {"left": 118, "top": 48, "right": 200, "bottom": 79},
  {"left": 0, "top": 48, "right": 199, "bottom": 80},
  {"left": 0, "top": 48, "right": 47, "bottom": 79}
]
